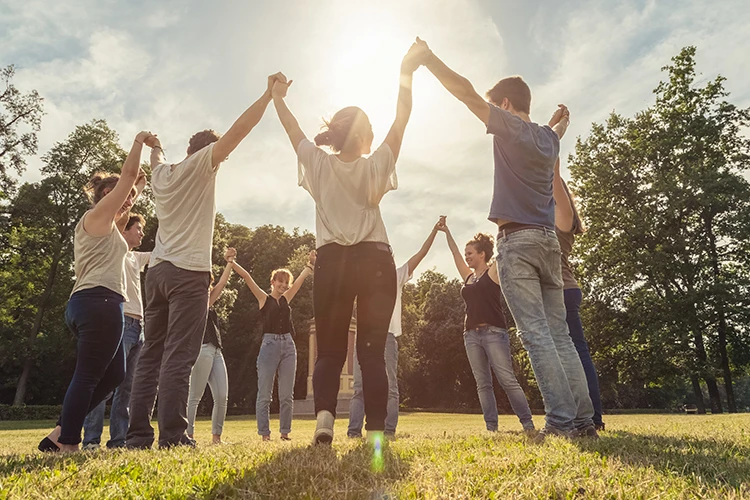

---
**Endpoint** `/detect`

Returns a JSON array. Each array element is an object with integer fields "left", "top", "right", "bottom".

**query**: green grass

[{"left": 1, "top": 413, "right": 749, "bottom": 499}]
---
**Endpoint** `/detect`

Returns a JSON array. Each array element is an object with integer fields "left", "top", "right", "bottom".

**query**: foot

[
  {"left": 575, "top": 425, "right": 600, "bottom": 440},
  {"left": 261, "top": 435, "right": 271, "bottom": 442},
  {"left": 280, "top": 434, "right": 291, "bottom": 441},
  {"left": 347, "top": 432, "right": 363, "bottom": 439},
  {"left": 594, "top": 422, "right": 606, "bottom": 432},
  {"left": 313, "top": 410, "right": 334, "bottom": 445},
  {"left": 532, "top": 426, "right": 575, "bottom": 443},
  {"left": 39, "top": 427, "right": 78, "bottom": 453},
  {"left": 212, "top": 435, "right": 222, "bottom": 445},
  {"left": 82, "top": 442, "right": 101, "bottom": 451}
]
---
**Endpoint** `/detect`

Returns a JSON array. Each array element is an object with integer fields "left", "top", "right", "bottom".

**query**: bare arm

[
  {"left": 488, "top": 260, "right": 500, "bottom": 285},
  {"left": 149, "top": 135, "right": 165, "bottom": 168},
  {"left": 211, "top": 74, "right": 283, "bottom": 168},
  {"left": 417, "top": 38, "right": 490, "bottom": 125},
  {"left": 272, "top": 80, "right": 307, "bottom": 152},
  {"left": 382, "top": 44, "right": 423, "bottom": 161},
  {"left": 84, "top": 131, "right": 152, "bottom": 237},
  {"left": 553, "top": 158, "right": 575, "bottom": 233},
  {"left": 209, "top": 263, "right": 233, "bottom": 307},
  {"left": 440, "top": 224, "right": 472, "bottom": 281},
  {"left": 283, "top": 251, "right": 316, "bottom": 303},
  {"left": 549, "top": 104, "right": 570, "bottom": 140},
  {"left": 406, "top": 219, "right": 441, "bottom": 275},
  {"left": 231, "top": 261, "right": 268, "bottom": 308}
]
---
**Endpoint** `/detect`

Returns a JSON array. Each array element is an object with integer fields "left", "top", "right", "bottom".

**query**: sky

[{"left": 2, "top": 0, "right": 749, "bottom": 278}]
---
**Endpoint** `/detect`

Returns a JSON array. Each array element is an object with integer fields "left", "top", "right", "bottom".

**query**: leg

[
  {"left": 483, "top": 327, "right": 534, "bottom": 430},
  {"left": 187, "top": 344, "right": 213, "bottom": 437},
  {"left": 497, "top": 231, "right": 577, "bottom": 432},
  {"left": 355, "top": 246, "right": 396, "bottom": 432},
  {"left": 384, "top": 333, "right": 400, "bottom": 435},
  {"left": 156, "top": 264, "right": 210, "bottom": 447},
  {"left": 312, "top": 244, "right": 357, "bottom": 418},
  {"left": 347, "top": 344, "right": 365, "bottom": 437},
  {"left": 564, "top": 288, "right": 604, "bottom": 426},
  {"left": 127, "top": 264, "right": 170, "bottom": 449},
  {"left": 256, "top": 336, "right": 280, "bottom": 437},
  {"left": 463, "top": 329, "right": 498, "bottom": 431},
  {"left": 277, "top": 335, "right": 297, "bottom": 436},
  {"left": 107, "top": 317, "right": 142, "bottom": 448},
  {"left": 206, "top": 348, "right": 228, "bottom": 439},
  {"left": 83, "top": 400, "right": 107, "bottom": 446}
]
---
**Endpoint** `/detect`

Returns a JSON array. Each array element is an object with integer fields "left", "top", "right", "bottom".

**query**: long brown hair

[{"left": 562, "top": 179, "right": 586, "bottom": 234}]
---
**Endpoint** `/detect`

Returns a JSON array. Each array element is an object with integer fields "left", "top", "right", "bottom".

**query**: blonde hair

[{"left": 270, "top": 268, "right": 293, "bottom": 285}]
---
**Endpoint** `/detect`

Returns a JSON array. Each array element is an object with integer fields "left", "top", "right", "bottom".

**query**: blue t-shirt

[{"left": 486, "top": 104, "right": 560, "bottom": 229}]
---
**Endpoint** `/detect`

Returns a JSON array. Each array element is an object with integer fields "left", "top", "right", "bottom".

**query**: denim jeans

[
  {"left": 58, "top": 287, "right": 126, "bottom": 445},
  {"left": 83, "top": 315, "right": 143, "bottom": 447},
  {"left": 564, "top": 288, "right": 604, "bottom": 426},
  {"left": 463, "top": 325, "right": 534, "bottom": 431},
  {"left": 312, "top": 242, "right": 396, "bottom": 431},
  {"left": 496, "top": 228, "right": 594, "bottom": 432},
  {"left": 187, "top": 343, "right": 228, "bottom": 436},
  {"left": 256, "top": 333, "right": 297, "bottom": 436},
  {"left": 348, "top": 332, "right": 399, "bottom": 437}
]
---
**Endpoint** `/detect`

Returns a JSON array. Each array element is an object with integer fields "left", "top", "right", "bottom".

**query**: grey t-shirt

[{"left": 486, "top": 104, "right": 560, "bottom": 229}]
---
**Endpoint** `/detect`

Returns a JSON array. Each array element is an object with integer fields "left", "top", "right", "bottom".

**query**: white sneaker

[
  {"left": 312, "top": 410, "right": 334, "bottom": 445},
  {"left": 82, "top": 442, "right": 100, "bottom": 451}
]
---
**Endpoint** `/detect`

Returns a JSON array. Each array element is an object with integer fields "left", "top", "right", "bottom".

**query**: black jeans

[
  {"left": 59, "top": 287, "right": 126, "bottom": 445},
  {"left": 312, "top": 242, "right": 396, "bottom": 431},
  {"left": 126, "top": 261, "right": 210, "bottom": 448}
]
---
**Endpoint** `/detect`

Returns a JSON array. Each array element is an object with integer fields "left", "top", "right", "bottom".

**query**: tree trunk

[
  {"left": 691, "top": 328, "right": 723, "bottom": 414},
  {"left": 12, "top": 250, "right": 62, "bottom": 406},
  {"left": 689, "top": 374, "right": 706, "bottom": 414}
]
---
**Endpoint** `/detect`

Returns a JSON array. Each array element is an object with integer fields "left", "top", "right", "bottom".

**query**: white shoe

[
  {"left": 313, "top": 410, "right": 334, "bottom": 445},
  {"left": 82, "top": 442, "right": 100, "bottom": 451}
]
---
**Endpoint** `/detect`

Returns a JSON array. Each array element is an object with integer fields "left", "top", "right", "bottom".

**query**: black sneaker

[
  {"left": 594, "top": 422, "right": 606, "bottom": 432},
  {"left": 575, "top": 425, "right": 600, "bottom": 440}
]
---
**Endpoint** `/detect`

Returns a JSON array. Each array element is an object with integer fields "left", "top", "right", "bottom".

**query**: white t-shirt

[
  {"left": 297, "top": 139, "right": 397, "bottom": 248},
  {"left": 149, "top": 144, "right": 218, "bottom": 271},
  {"left": 388, "top": 263, "right": 413, "bottom": 336},
  {"left": 123, "top": 251, "right": 151, "bottom": 318}
]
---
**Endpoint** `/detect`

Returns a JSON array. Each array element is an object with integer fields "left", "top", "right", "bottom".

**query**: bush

[{"left": 0, "top": 404, "right": 63, "bottom": 421}]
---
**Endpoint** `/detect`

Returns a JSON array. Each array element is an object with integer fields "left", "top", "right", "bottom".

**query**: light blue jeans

[
  {"left": 463, "top": 325, "right": 534, "bottom": 431},
  {"left": 348, "top": 332, "right": 399, "bottom": 437},
  {"left": 496, "top": 228, "right": 594, "bottom": 432},
  {"left": 83, "top": 315, "right": 143, "bottom": 448},
  {"left": 256, "top": 333, "right": 297, "bottom": 436},
  {"left": 187, "top": 343, "right": 228, "bottom": 436}
]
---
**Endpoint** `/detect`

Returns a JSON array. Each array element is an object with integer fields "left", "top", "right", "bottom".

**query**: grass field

[{"left": 0, "top": 413, "right": 748, "bottom": 499}]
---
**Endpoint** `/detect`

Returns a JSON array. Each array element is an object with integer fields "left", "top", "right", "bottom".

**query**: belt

[{"left": 498, "top": 222, "right": 552, "bottom": 238}]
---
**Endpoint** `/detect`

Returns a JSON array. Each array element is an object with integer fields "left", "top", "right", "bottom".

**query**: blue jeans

[
  {"left": 463, "top": 325, "right": 534, "bottom": 431},
  {"left": 497, "top": 229, "right": 594, "bottom": 432},
  {"left": 187, "top": 343, "right": 228, "bottom": 436},
  {"left": 564, "top": 288, "right": 604, "bottom": 426},
  {"left": 256, "top": 333, "right": 297, "bottom": 436},
  {"left": 83, "top": 315, "right": 144, "bottom": 447},
  {"left": 58, "top": 287, "right": 126, "bottom": 445},
  {"left": 348, "top": 332, "right": 399, "bottom": 437}
]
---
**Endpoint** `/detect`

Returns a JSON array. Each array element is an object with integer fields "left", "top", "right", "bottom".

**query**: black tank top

[
  {"left": 460, "top": 270, "right": 507, "bottom": 331},
  {"left": 202, "top": 308, "right": 222, "bottom": 349},
  {"left": 260, "top": 295, "right": 294, "bottom": 335}
]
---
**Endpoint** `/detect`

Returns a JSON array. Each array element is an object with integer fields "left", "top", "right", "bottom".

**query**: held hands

[
  {"left": 402, "top": 37, "right": 433, "bottom": 74},
  {"left": 549, "top": 104, "right": 570, "bottom": 128},
  {"left": 435, "top": 215, "right": 448, "bottom": 232},
  {"left": 269, "top": 72, "right": 292, "bottom": 99},
  {"left": 135, "top": 131, "right": 157, "bottom": 146},
  {"left": 224, "top": 247, "right": 237, "bottom": 263}
]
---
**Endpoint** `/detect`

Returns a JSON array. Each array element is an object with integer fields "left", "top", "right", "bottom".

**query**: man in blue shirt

[{"left": 416, "top": 38, "right": 596, "bottom": 439}]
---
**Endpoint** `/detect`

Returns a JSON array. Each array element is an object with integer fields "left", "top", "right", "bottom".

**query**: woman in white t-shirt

[
  {"left": 39, "top": 131, "right": 156, "bottom": 452},
  {"left": 271, "top": 42, "right": 429, "bottom": 444}
]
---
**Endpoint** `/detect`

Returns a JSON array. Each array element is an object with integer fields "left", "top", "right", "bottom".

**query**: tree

[
  {"left": 0, "top": 65, "right": 44, "bottom": 195},
  {"left": 570, "top": 46, "right": 750, "bottom": 413}
]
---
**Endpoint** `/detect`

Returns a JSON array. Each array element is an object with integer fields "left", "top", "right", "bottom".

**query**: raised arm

[
  {"left": 283, "top": 251, "right": 316, "bottom": 303},
  {"left": 209, "top": 263, "right": 233, "bottom": 307},
  {"left": 272, "top": 77, "right": 307, "bottom": 151},
  {"left": 553, "top": 158, "right": 575, "bottom": 233},
  {"left": 438, "top": 219, "right": 473, "bottom": 281},
  {"left": 231, "top": 260, "right": 268, "bottom": 308},
  {"left": 549, "top": 104, "right": 570, "bottom": 140},
  {"left": 149, "top": 135, "right": 165, "bottom": 168},
  {"left": 211, "top": 73, "right": 283, "bottom": 168},
  {"left": 382, "top": 43, "right": 425, "bottom": 161},
  {"left": 406, "top": 217, "right": 442, "bottom": 275},
  {"left": 416, "top": 38, "right": 490, "bottom": 125},
  {"left": 85, "top": 131, "right": 153, "bottom": 237}
]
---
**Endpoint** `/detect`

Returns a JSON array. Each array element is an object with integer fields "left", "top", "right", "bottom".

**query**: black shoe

[
  {"left": 575, "top": 425, "right": 600, "bottom": 440},
  {"left": 38, "top": 437, "right": 61, "bottom": 453},
  {"left": 280, "top": 436, "right": 292, "bottom": 441},
  {"left": 532, "top": 426, "right": 575, "bottom": 443},
  {"left": 594, "top": 422, "right": 606, "bottom": 432},
  {"left": 158, "top": 435, "right": 196, "bottom": 449}
]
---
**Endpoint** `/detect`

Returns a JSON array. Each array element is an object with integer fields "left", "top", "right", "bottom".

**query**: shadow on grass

[
  {"left": 199, "top": 441, "right": 409, "bottom": 500},
  {"left": 576, "top": 430, "right": 750, "bottom": 489}
]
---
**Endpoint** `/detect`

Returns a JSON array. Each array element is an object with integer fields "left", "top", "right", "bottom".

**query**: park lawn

[{"left": 0, "top": 413, "right": 748, "bottom": 499}]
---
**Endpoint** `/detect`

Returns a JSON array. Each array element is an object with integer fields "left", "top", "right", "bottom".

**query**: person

[
  {"left": 271, "top": 42, "right": 429, "bottom": 444},
  {"left": 186, "top": 248, "right": 237, "bottom": 445},
  {"left": 127, "top": 73, "right": 285, "bottom": 449},
  {"left": 231, "top": 251, "right": 316, "bottom": 441},
  {"left": 438, "top": 219, "right": 534, "bottom": 432},
  {"left": 81, "top": 213, "right": 151, "bottom": 450},
  {"left": 38, "top": 131, "right": 155, "bottom": 452},
  {"left": 553, "top": 159, "right": 605, "bottom": 430},
  {"left": 415, "top": 37, "right": 596, "bottom": 438},
  {"left": 347, "top": 218, "right": 442, "bottom": 439}
]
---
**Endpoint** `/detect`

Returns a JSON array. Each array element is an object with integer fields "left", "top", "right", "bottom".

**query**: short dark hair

[
  {"left": 187, "top": 129, "right": 221, "bottom": 155},
  {"left": 125, "top": 213, "right": 145, "bottom": 231},
  {"left": 486, "top": 76, "right": 531, "bottom": 114}
]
